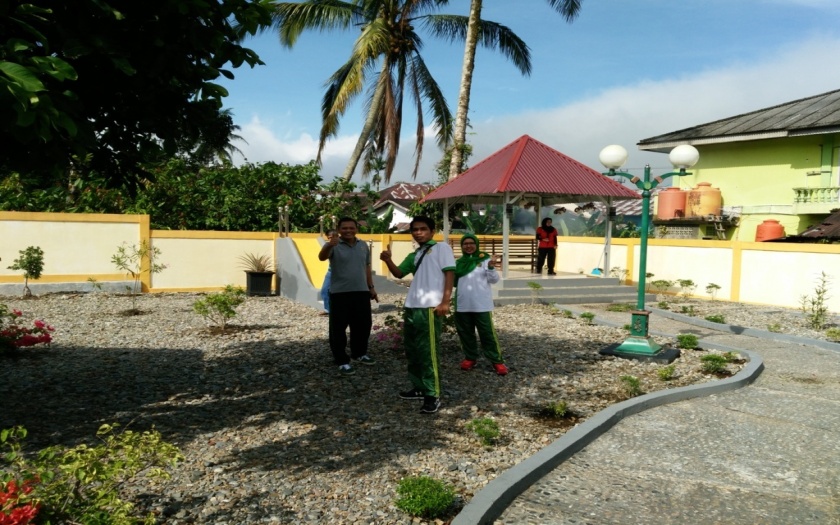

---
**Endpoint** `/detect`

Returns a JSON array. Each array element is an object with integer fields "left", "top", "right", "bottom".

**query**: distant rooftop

[{"left": 638, "top": 89, "right": 840, "bottom": 152}]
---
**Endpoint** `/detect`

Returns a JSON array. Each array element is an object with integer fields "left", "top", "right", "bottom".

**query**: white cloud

[{"left": 233, "top": 36, "right": 840, "bottom": 183}]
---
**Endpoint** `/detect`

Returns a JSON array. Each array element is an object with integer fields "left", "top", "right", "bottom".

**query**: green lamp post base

[
  {"left": 599, "top": 311, "right": 680, "bottom": 363},
  {"left": 600, "top": 340, "right": 680, "bottom": 364}
]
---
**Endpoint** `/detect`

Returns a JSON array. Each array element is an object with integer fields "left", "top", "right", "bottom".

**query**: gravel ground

[
  {"left": 0, "top": 292, "right": 761, "bottom": 524},
  {"left": 629, "top": 295, "right": 839, "bottom": 341}
]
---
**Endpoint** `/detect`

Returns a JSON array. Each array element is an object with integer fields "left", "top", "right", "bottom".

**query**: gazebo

[{"left": 421, "top": 135, "right": 640, "bottom": 277}]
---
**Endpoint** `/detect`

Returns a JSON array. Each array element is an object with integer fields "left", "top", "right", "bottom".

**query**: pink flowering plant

[
  {"left": 0, "top": 305, "right": 54, "bottom": 353},
  {"left": 373, "top": 299, "right": 404, "bottom": 351}
]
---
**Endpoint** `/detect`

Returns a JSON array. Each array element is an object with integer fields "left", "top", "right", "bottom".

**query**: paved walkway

[{"left": 454, "top": 309, "right": 840, "bottom": 525}]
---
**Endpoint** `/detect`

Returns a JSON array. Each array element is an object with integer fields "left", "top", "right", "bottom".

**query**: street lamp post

[{"left": 598, "top": 144, "right": 699, "bottom": 361}]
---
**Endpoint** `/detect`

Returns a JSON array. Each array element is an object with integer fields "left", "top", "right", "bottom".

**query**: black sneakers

[
  {"left": 399, "top": 388, "right": 424, "bottom": 400},
  {"left": 420, "top": 396, "right": 440, "bottom": 414}
]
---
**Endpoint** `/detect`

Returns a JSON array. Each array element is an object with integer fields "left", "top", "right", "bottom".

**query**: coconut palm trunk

[
  {"left": 448, "top": 0, "right": 482, "bottom": 180},
  {"left": 447, "top": 0, "right": 584, "bottom": 181}
]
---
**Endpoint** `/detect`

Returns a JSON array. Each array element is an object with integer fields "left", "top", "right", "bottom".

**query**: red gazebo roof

[{"left": 422, "top": 135, "right": 639, "bottom": 205}]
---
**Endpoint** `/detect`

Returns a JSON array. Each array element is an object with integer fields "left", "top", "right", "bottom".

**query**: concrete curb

[{"left": 451, "top": 307, "right": 765, "bottom": 525}]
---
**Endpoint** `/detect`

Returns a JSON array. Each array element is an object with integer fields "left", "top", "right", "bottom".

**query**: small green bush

[
  {"left": 620, "top": 375, "right": 643, "bottom": 397},
  {"left": 395, "top": 476, "right": 455, "bottom": 519},
  {"left": 705, "top": 283, "right": 721, "bottom": 300},
  {"left": 680, "top": 305, "right": 695, "bottom": 316},
  {"left": 544, "top": 400, "right": 568, "bottom": 418},
  {"left": 622, "top": 323, "right": 632, "bottom": 331},
  {"left": 705, "top": 314, "right": 726, "bottom": 324},
  {"left": 657, "top": 365, "right": 676, "bottom": 381},
  {"left": 651, "top": 280, "right": 675, "bottom": 294},
  {"left": 767, "top": 323, "right": 782, "bottom": 333},
  {"left": 800, "top": 272, "right": 831, "bottom": 329},
  {"left": 7, "top": 246, "right": 44, "bottom": 297},
  {"left": 700, "top": 354, "right": 728, "bottom": 374},
  {"left": 825, "top": 327, "right": 840, "bottom": 342},
  {"left": 580, "top": 312, "right": 595, "bottom": 325},
  {"left": 560, "top": 309, "right": 573, "bottom": 318},
  {"left": 606, "top": 303, "right": 633, "bottom": 312},
  {"left": 657, "top": 301, "right": 670, "bottom": 310},
  {"left": 677, "top": 279, "right": 697, "bottom": 299},
  {"left": 676, "top": 334, "right": 699, "bottom": 349},
  {"left": 193, "top": 285, "right": 246, "bottom": 333},
  {"left": 466, "top": 417, "right": 500, "bottom": 446}
]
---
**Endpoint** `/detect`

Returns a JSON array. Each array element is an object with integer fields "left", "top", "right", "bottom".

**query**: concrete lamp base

[{"left": 600, "top": 341, "right": 681, "bottom": 364}]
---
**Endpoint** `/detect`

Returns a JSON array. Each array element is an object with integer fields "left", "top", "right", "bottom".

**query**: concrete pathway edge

[{"left": 450, "top": 319, "right": 765, "bottom": 525}]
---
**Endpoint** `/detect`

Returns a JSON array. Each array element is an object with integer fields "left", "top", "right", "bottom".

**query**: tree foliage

[{"left": 0, "top": 0, "right": 272, "bottom": 187}]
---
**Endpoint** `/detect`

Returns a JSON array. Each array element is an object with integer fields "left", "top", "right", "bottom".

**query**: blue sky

[{"left": 219, "top": 0, "right": 840, "bottom": 183}]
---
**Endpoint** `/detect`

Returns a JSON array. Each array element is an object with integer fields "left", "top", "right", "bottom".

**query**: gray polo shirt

[{"left": 328, "top": 238, "right": 371, "bottom": 294}]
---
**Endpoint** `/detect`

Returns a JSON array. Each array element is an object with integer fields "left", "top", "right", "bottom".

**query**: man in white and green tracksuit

[{"left": 380, "top": 216, "right": 455, "bottom": 414}]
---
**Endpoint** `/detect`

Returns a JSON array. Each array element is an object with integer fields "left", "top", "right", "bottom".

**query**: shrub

[
  {"left": 466, "top": 417, "right": 500, "bottom": 446},
  {"left": 680, "top": 305, "right": 695, "bottom": 316},
  {"left": 394, "top": 476, "right": 455, "bottom": 519},
  {"left": 676, "top": 279, "right": 697, "bottom": 299},
  {"left": 620, "top": 375, "right": 643, "bottom": 397},
  {"left": 526, "top": 281, "right": 542, "bottom": 304},
  {"left": 0, "top": 424, "right": 182, "bottom": 525},
  {"left": 676, "top": 334, "right": 698, "bottom": 349},
  {"left": 800, "top": 272, "right": 831, "bottom": 329},
  {"left": 580, "top": 312, "right": 595, "bottom": 325},
  {"left": 0, "top": 305, "right": 54, "bottom": 354},
  {"left": 700, "top": 354, "right": 728, "bottom": 374},
  {"left": 111, "top": 241, "right": 167, "bottom": 312},
  {"left": 826, "top": 327, "right": 840, "bottom": 342},
  {"left": 705, "top": 314, "right": 726, "bottom": 324},
  {"left": 651, "top": 280, "right": 674, "bottom": 294},
  {"left": 767, "top": 323, "right": 782, "bottom": 333},
  {"left": 544, "top": 400, "right": 568, "bottom": 418},
  {"left": 657, "top": 365, "right": 676, "bottom": 381},
  {"left": 606, "top": 303, "right": 633, "bottom": 312},
  {"left": 193, "top": 285, "right": 246, "bottom": 333},
  {"left": 7, "top": 246, "right": 44, "bottom": 298},
  {"left": 560, "top": 309, "right": 573, "bottom": 318},
  {"left": 657, "top": 301, "right": 670, "bottom": 310},
  {"left": 609, "top": 267, "right": 629, "bottom": 280},
  {"left": 705, "top": 283, "right": 721, "bottom": 300}
]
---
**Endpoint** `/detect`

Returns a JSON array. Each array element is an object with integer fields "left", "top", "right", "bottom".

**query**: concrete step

[
  {"left": 495, "top": 285, "right": 649, "bottom": 298},
  {"left": 497, "top": 276, "right": 623, "bottom": 289},
  {"left": 495, "top": 293, "right": 655, "bottom": 307}
]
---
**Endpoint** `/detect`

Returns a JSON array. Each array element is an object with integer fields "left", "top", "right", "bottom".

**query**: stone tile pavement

[{"left": 453, "top": 309, "right": 840, "bottom": 525}]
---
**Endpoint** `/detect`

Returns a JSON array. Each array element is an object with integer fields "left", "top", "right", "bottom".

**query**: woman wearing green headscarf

[{"left": 453, "top": 234, "right": 508, "bottom": 375}]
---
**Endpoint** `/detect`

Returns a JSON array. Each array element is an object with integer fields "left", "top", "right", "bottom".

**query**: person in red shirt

[{"left": 535, "top": 217, "right": 558, "bottom": 275}]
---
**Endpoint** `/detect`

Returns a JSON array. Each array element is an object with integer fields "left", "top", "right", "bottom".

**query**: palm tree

[
  {"left": 447, "top": 0, "right": 583, "bottom": 179},
  {"left": 269, "top": 0, "right": 530, "bottom": 183}
]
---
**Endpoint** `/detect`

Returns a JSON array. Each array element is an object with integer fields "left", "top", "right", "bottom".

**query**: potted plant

[{"left": 238, "top": 253, "right": 275, "bottom": 296}]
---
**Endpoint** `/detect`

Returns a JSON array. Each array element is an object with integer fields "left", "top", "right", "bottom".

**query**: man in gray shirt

[{"left": 318, "top": 217, "right": 378, "bottom": 376}]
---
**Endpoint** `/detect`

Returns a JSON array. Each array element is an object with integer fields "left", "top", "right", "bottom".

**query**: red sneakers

[
  {"left": 460, "top": 359, "right": 477, "bottom": 371},
  {"left": 493, "top": 363, "right": 509, "bottom": 376}
]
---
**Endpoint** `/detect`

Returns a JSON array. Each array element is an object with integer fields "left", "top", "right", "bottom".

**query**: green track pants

[
  {"left": 454, "top": 311, "right": 503, "bottom": 364},
  {"left": 403, "top": 307, "right": 442, "bottom": 397}
]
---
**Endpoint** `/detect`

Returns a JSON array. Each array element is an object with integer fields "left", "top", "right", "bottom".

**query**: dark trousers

[
  {"left": 537, "top": 247, "right": 556, "bottom": 272},
  {"left": 328, "top": 291, "right": 372, "bottom": 365}
]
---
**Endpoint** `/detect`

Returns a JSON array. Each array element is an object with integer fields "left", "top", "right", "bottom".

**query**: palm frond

[
  {"left": 545, "top": 0, "right": 583, "bottom": 22},
  {"left": 273, "top": 1, "right": 361, "bottom": 47}
]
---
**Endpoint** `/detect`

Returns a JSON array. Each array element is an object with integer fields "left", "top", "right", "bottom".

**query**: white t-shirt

[
  {"left": 398, "top": 241, "right": 456, "bottom": 308},
  {"left": 455, "top": 259, "right": 499, "bottom": 312}
]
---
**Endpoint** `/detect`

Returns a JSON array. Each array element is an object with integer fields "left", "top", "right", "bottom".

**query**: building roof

[
  {"left": 373, "top": 182, "right": 434, "bottom": 210},
  {"left": 779, "top": 208, "right": 840, "bottom": 241},
  {"left": 421, "top": 135, "right": 639, "bottom": 206},
  {"left": 638, "top": 89, "right": 840, "bottom": 152}
]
